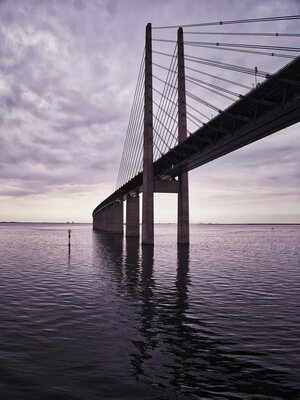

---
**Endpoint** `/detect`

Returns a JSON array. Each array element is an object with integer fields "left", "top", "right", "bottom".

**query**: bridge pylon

[
  {"left": 94, "top": 23, "right": 190, "bottom": 244},
  {"left": 141, "top": 24, "right": 189, "bottom": 244},
  {"left": 177, "top": 27, "right": 189, "bottom": 244},
  {"left": 126, "top": 192, "right": 140, "bottom": 237},
  {"left": 142, "top": 23, "right": 154, "bottom": 244}
]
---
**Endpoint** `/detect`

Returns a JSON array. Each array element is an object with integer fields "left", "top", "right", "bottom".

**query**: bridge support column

[
  {"left": 93, "top": 208, "right": 108, "bottom": 231},
  {"left": 142, "top": 23, "right": 154, "bottom": 245},
  {"left": 178, "top": 173, "right": 189, "bottom": 244},
  {"left": 126, "top": 194, "right": 140, "bottom": 237},
  {"left": 177, "top": 27, "right": 189, "bottom": 244},
  {"left": 110, "top": 201, "right": 124, "bottom": 234},
  {"left": 101, "top": 209, "right": 107, "bottom": 231},
  {"left": 102, "top": 206, "right": 110, "bottom": 231},
  {"left": 93, "top": 210, "right": 102, "bottom": 230}
]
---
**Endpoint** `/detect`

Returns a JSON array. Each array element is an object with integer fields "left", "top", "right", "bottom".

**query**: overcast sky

[{"left": 0, "top": 0, "right": 299, "bottom": 223}]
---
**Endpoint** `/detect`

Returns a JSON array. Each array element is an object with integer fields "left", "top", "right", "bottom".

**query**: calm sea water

[{"left": 0, "top": 223, "right": 299, "bottom": 400}]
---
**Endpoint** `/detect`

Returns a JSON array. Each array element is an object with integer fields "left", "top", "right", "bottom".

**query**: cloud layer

[{"left": 0, "top": 0, "right": 299, "bottom": 222}]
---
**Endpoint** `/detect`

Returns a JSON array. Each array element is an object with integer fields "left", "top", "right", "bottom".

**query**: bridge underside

[{"left": 93, "top": 56, "right": 300, "bottom": 225}]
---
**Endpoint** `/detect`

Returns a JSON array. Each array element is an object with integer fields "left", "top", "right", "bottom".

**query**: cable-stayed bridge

[{"left": 93, "top": 15, "right": 300, "bottom": 244}]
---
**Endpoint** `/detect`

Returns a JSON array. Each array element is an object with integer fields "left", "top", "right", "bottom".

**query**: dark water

[{"left": 0, "top": 223, "right": 299, "bottom": 400}]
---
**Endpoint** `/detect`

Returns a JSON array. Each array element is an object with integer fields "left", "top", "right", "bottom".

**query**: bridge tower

[
  {"left": 177, "top": 27, "right": 189, "bottom": 244},
  {"left": 94, "top": 24, "right": 189, "bottom": 244},
  {"left": 142, "top": 23, "right": 154, "bottom": 244},
  {"left": 141, "top": 24, "right": 189, "bottom": 244}
]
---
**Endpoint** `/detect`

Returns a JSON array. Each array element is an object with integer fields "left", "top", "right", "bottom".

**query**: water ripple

[{"left": 0, "top": 223, "right": 299, "bottom": 399}]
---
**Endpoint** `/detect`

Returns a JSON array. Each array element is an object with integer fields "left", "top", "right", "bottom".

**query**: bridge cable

[
  {"left": 153, "top": 44, "right": 179, "bottom": 158},
  {"left": 153, "top": 46, "right": 177, "bottom": 145},
  {"left": 186, "top": 90, "right": 221, "bottom": 113},
  {"left": 117, "top": 66, "right": 143, "bottom": 187},
  {"left": 184, "top": 40, "right": 299, "bottom": 57},
  {"left": 155, "top": 49, "right": 293, "bottom": 75},
  {"left": 153, "top": 39, "right": 295, "bottom": 59},
  {"left": 129, "top": 117, "right": 144, "bottom": 179},
  {"left": 116, "top": 50, "right": 145, "bottom": 189},
  {"left": 152, "top": 15, "right": 300, "bottom": 29},
  {"left": 126, "top": 76, "right": 145, "bottom": 181},
  {"left": 184, "top": 31, "right": 300, "bottom": 37},
  {"left": 153, "top": 103, "right": 178, "bottom": 144},
  {"left": 186, "top": 75, "right": 241, "bottom": 99},
  {"left": 153, "top": 49, "right": 177, "bottom": 158},
  {"left": 186, "top": 102, "right": 210, "bottom": 121},
  {"left": 122, "top": 75, "right": 144, "bottom": 185},
  {"left": 185, "top": 65, "right": 252, "bottom": 90},
  {"left": 186, "top": 112, "right": 205, "bottom": 129},
  {"left": 123, "top": 58, "right": 146, "bottom": 184},
  {"left": 120, "top": 67, "right": 144, "bottom": 186},
  {"left": 154, "top": 82, "right": 178, "bottom": 155},
  {"left": 120, "top": 61, "right": 144, "bottom": 186},
  {"left": 184, "top": 54, "right": 270, "bottom": 77},
  {"left": 154, "top": 38, "right": 300, "bottom": 53},
  {"left": 153, "top": 88, "right": 178, "bottom": 153}
]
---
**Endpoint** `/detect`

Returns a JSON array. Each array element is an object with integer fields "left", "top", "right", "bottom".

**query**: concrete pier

[
  {"left": 110, "top": 201, "right": 123, "bottom": 234},
  {"left": 103, "top": 206, "right": 110, "bottom": 231},
  {"left": 93, "top": 209, "right": 101, "bottom": 231},
  {"left": 126, "top": 194, "right": 140, "bottom": 237},
  {"left": 93, "top": 201, "right": 123, "bottom": 234},
  {"left": 93, "top": 207, "right": 108, "bottom": 231}
]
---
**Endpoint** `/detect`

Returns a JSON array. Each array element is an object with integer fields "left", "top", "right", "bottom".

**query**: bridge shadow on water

[{"left": 92, "top": 231, "right": 299, "bottom": 399}]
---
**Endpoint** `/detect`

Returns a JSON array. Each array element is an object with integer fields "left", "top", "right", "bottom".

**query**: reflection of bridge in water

[
  {"left": 93, "top": 231, "right": 299, "bottom": 397},
  {"left": 93, "top": 16, "right": 300, "bottom": 244}
]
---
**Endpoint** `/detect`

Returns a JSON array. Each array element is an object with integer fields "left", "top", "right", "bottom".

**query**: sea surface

[{"left": 0, "top": 223, "right": 299, "bottom": 400}]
